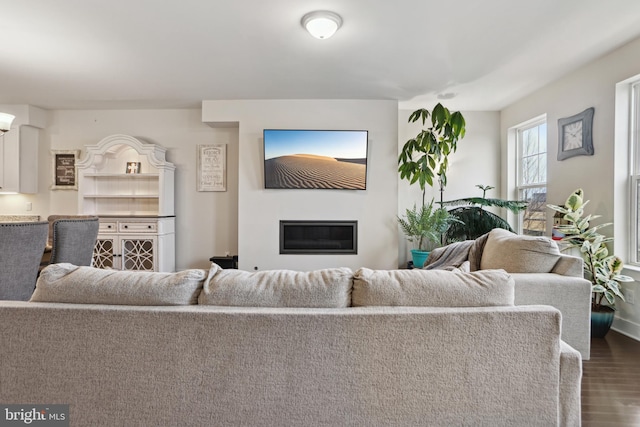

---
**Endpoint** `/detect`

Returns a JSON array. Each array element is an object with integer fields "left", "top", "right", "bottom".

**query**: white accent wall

[{"left": 202, "top": 100, "right": 399, "bottom": 271}]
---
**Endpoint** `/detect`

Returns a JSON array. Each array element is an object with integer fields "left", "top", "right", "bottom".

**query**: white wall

[
  {"left": 397, "top": 109, "right": 501, "bottom": 264},
  {"left": 0, "top": 108, "right": 239, "bottom": 271},
  {"left": 202, "top": 100, "right": 399, "bottom": 271},
  {"left": 500, "top": 36, "right": 640, "bottom": 340},
  {"left": 1, "top": 101, "right": 504, "bottom": 273}
]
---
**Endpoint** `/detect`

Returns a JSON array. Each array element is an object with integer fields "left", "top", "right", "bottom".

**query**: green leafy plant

[
  {"left": 548, "top": 188, "right": 632, "bottom": 311},
  {"left": 398, "top": 103, "right": 466, "bottom": 205},
  {"left": 442, "top": 185, "right": 528, "bottom": 242},
  {"left": 398, "top": 199, "right": 461, "bottom": 251}
]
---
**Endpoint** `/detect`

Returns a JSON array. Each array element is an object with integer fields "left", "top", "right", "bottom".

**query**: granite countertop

[{"left": 0, "top": 215, "right": 41, "bottom": 222}]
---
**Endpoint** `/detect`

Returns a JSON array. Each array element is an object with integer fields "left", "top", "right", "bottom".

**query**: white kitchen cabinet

[{"left": 0, "top": 125, "right": 39, "bottom": 194}]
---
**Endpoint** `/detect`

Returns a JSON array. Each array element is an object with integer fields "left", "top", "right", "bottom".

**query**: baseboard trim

[{"left": 612, "top": 317, "right": 640, "bottom": 342}]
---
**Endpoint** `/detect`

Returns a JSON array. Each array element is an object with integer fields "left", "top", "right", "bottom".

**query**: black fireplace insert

[{"left": 279, "top": 220, "right": 357, "bottom": 254}]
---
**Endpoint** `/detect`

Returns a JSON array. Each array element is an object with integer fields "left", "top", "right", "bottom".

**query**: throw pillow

[
  {"left": 199, "top": 263, "right": 352, "bottom": 308},
  {"left": 31, "top": 263, "right": 206, "bottom": 305},
  {"left": 480, "top": 228, "right": 561, "bottom": 273},
  {"left": 352, "top": 268, "right": 514, "bottom": 307}
]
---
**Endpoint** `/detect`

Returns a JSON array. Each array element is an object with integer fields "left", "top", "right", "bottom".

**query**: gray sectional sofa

[
  {"left": 425, "top": 227, "right": 592, "bottom": 359},
  {"left": 0, "top": 251, "right": 583, "bottom": 426}
]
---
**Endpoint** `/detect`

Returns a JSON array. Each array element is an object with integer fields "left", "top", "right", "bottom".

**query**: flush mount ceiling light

[
  {"left": 0, "top": 112, "right": 15, "bottom": 134},
  {"left": 301, "top": 11, "right": 342, "bottom": 39}
]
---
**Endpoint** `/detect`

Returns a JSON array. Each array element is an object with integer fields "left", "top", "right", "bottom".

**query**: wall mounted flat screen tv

[{"left": 263, "top": 129, "right": 368, "bottom": 190}]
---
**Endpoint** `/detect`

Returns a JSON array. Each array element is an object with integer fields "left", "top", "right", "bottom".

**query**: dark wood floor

[{"left": 582, "top": 330, "right": 640, "bottom": 426}]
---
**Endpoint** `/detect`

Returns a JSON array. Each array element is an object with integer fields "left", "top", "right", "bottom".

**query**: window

[
  {"left": 516, "top": 119, "right": 547, "bottom": 236},
  {"left": 631, "top": 82, "right": 640, "bottom": 264}
]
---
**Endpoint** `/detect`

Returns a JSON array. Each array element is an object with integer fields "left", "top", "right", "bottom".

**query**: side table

[{"left": 209, "top": 255, "right": 238, "bottom": 269}]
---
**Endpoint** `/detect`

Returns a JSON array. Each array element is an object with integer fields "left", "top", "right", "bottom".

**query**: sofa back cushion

[
  {"left": 31, "top": 263, "right": 206, "bottom": 305},
  {"left": 199, "top": 264, "right": 352, "bottom": 308},
  {"left": 352, "top": 268, "right": 514, "bottom": 307},
  {"left": 480, "top": 228, "right": 561, "bottom": 273}
]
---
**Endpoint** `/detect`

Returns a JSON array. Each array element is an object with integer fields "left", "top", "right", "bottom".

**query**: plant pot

[
  {"left": 410, "top": 249, "right": 430, "bottom": 269},
  {"left": 591, "top": 306, "right": 615, "bottom": 338}
]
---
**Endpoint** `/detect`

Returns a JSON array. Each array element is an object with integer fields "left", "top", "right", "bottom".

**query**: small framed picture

[
  {"left": 197, "top": 144, "right": 226, "bottom": 191},
  {"left": 125, "top": 162, "right": 141, "bottom": 174},
  {"left": 51, "top": 150, "right": 80, "bottom": 190}
]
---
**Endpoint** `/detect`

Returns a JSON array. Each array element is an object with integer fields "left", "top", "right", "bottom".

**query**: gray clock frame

[{"left": 557, "top": 107, "right": 594, "bottom": 161}]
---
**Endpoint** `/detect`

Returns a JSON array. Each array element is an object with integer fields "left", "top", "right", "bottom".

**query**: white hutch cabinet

[{"left": 77, "top": 134, "right": 175, "bottom": 272}]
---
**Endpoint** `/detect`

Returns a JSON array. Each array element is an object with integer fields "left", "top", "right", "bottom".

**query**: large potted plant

[
  {"left": 397, "top": 104, "right": 466, "bottom": 265},
  {"left": 442, "top": 184, "right": 528, "bottom": 242},
  {"left": 397, "top": 199, "right": 460, "bottom": 268},
  {"left": 548, "top": 189, "right": 633, "bottom": 337}
]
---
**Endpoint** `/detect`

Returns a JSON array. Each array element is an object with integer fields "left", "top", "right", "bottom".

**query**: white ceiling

[{"left": 2, "top": 0, "right": 640, "bottom": 111}]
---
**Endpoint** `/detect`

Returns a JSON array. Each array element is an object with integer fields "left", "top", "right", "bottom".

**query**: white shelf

[
  {"left": 84, "top": 195, "right": 159, "bottom": 199},
  {"left": 84, "top": 173, "right": 160, "bottom": 178},
  {"left": 96, "top": 210, "right": 162, "bottom": 217}
]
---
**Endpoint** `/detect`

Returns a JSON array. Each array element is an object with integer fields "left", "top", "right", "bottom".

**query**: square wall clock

[{"left": 557, "top": 107, "right": 594, "bottom": 161}]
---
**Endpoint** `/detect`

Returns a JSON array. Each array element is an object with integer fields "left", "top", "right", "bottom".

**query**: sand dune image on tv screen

[{"left": 265, "top": 154, "right": 366, "bottom": 189}]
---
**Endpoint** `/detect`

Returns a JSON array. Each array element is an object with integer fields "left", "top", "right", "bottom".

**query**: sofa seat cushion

[
  {"left": 31, "top": 263, "right": 206, "bottom": 305},
  {"left": 199, "top": 264, "right": 352, "bottom": 308},
  {"left": 480, "top": 228, "right": 561, "bottom": 273},
  {"left": 352, "top": 268, "right": 514, "bottom": 307}
]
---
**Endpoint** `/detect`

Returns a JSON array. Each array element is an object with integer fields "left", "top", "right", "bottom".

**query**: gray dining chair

[
  {"left": 49, "top": 217, "right": 100, "bottom": 266},
  {"left": 0, "top": 221, "right": 49, "bottom": 300}
]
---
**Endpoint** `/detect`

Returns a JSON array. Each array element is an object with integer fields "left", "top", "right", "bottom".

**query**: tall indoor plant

[
  {"left": 397, "top": 104, "right": 466, "bottom": 265},
  {"left": 397, "top": 199, "right": 460, "bottom": 268},
  {"left": 548, "top": 189, "right": 633, "bottom": 337}
]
